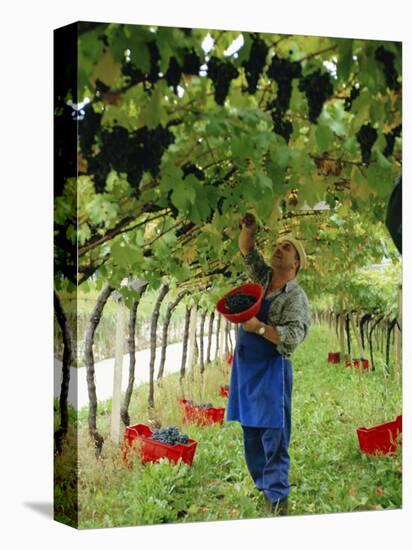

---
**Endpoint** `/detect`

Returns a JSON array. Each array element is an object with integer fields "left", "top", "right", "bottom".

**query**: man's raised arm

[{"left": 239, "top": 212, "right": 257, "bottom": 256}]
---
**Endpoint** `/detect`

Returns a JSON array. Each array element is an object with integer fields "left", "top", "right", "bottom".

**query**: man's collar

[
  {"left": 284, "top": 278, "right": 298, "bottom": 292},
  {"left": 266, "top": 272, "right": 298, "bottom": 294}
]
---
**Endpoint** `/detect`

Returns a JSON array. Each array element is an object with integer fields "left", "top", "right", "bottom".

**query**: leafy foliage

[{"left": 54, "top": 24, "right": 402, "bottom": 299}]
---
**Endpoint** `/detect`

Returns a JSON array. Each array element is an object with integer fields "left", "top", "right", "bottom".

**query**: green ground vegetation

[{"left": 54, "top": 324, "right": 402, "bottom": 528}]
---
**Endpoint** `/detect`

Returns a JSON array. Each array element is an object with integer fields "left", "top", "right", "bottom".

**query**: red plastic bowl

[{"left": 216, "top": 283, "right": 263, "bottom": 323}]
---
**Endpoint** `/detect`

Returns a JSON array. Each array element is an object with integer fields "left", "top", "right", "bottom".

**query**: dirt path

[{"left": 54, "top": 333, "right": 234, "bottom": 410}]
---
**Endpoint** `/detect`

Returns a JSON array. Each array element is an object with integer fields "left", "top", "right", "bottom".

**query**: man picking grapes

[{"left": 226, "top": 212, "right": 310, "bottom": 516}]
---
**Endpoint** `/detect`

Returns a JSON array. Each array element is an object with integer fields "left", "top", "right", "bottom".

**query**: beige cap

[{"left": 282, "top": 235, "right": 307, "bottom": 271}]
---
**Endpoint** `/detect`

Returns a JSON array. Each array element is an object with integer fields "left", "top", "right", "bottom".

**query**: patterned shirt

[{"left": 243, "top": 247, "right": 311, "bottom": 357}]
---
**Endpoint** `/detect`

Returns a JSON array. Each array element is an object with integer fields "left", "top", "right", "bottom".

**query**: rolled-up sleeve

[
  {"left": 242, "top": 247, "right": 271, "bottom": 287},
  {"left": 272, "top": 291, "right": 310, "bottom": 356}
]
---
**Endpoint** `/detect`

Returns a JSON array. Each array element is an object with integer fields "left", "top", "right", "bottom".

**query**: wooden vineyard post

[
  {"left": 187, "top": 304, "right": 198, "bottom": 384},
  {"left": 350, "top": 313, "right": 365, "bottom": 359},
  {"left": 339, "top": 296, "right": 347, "bottom": 363},
  {"left": 395, "top": 284, "right": 402, "bottom": 379},
  {"left": 111, "top": 298, "right": 125, "bottom": 445}
]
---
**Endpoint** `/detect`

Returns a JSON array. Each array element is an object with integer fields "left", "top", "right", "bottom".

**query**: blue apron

[{"left": 226, "top": 297, "right": 290, "bottom": 428}]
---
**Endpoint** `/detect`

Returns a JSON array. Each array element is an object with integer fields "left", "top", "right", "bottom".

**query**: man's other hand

[{"left": 242, "top": 317, "right": 262, "bottom": 333}]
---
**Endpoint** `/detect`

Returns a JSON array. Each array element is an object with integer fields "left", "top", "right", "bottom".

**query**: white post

[
  {"left": 219, "top": 315, "right": 226, "bottom": 359},
  {"left": 111, "top": 299, "right": 124, "bottom": 444}
]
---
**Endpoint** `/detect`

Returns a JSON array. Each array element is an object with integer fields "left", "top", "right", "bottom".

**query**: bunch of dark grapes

[
  {"left": 270, "top": 110, "right": 294, "bottom": 142},
  {"left": 226, "top": 292, "right": 257, "bottom": 314},
  {"left": 383, "top": 124, "right": 402, "bottom": 157},
  {"left": 267, "top": 56, "right": 302, "bottom": 113},
  {"left": 151, "top": 426, "right": 189, "bottom": 445},
  {"left": 88, "top": 125, "right": 174, "bottom": 193},
  {"left": 263, "top": 56, "right": 301, "bottom": 141},
  {"left": 136, "top": 126, "right": 175, "bottom": 177},
  {"left": 242, "top": 36, "right": 269, "bottom": 94},
  {"left": 298, "top": 69, "right": 334, "bottom": 123},
  {"left": 146, "top": 41, "right": 161, "bottom": 85},
  {"left": 182, "top": 49, "right": 201, "bottom": 75},
  {"left": 54, "top": 106, "right": 80, "bottom": 195},
  {"left": 356, "top": 123, "right": 378, "bottom": 164},
  {"left": 78, "top": 104, "right": 103, "bottom": 159},
  {"left": 121, "top": 60, "right": 146, "bottom": 87},
  {"left": 186, "top": 401, "right": 214, "bottom": 409},
  {"left": 207, "top": 56, "right": 239, "bottom": 105},
  {"left": 344, "top": 85, "right": 360, "bottom": 111},
  {"left": 165, "top": 57, "right": 182, "bottom": 92},
  {"left": 120, "top": 41, "right": 160, "bottom": 89},
  {"left": 375, "top": 46, "right": 400, "bottom": 90},
  {"left": 182, "top": 162, "right": 205, "bottom": 180}
]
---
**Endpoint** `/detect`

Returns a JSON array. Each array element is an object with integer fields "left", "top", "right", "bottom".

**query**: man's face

[{"left": 271, "top": 240, "right": 300, "bottom": 272}]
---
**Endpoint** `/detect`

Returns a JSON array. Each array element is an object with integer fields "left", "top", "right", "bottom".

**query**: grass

[{"left": 54, "top": 324, "right": 402, "bottom": 528}]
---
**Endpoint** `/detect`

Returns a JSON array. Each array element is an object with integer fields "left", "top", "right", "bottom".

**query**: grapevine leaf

[
  {"left": 316, "top": 123, "right": 335, "bottom": 152},
  {"left": 336, "top": 39, "right": 353, "bottom": 82},
  {"left": 141, "top": 83, "right": 168, "bottom": 128},
  {"left": 350, "top": 90, "right": 371, "bottom": 133},
  {"left": 111, "top": 239, "right": 141, "bottom": 268}
]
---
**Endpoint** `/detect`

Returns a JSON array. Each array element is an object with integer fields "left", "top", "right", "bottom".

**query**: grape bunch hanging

[
  {"left": 267, "top": 56, "right": 302, "bottom": 114},
  {"left": 383, "top": 125, "right": 402, "bottom": 158},
  {"left": 151, "top": 426, "right": 189, "bottom": 445},
  {"left": 226, "top": 292, "right": 257, "bottom": 314},
  {"left": 121, "top": 40, "right": 161, "bottom": 87},
  {"left": 165, "top": 50, "right": 202, "bottom": 93},
  {"left": 298, "top": 69, "right": 334, "bottom": 123},
  {"left": 122, "top": 45, "right": 201, "bottom": 92},
  {"left": 375, "top": 46, "right": 400, "bottom": 91},
  {"left": 265, "top": 56, "right": 302, "bottom": 142},
  {"left": 207, "top": 56, "right": 239, "bottom": 105},
  {"left": 85, "top": 124, "right": 174, "bottom": 194},
  {"left": 344, "top": 85, "right": 360, "bottom": 112},
  {"left": 356, "top": 123, "right": 378, "bottom": 164},
  {"left": 242, "top": 36, "right": 269, "bottom": 94}
]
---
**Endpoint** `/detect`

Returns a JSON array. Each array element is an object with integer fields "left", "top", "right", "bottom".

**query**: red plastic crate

[
  {"left": 219, "top": 385, "right": 230, "bottom": 398},
  {"left": 349, "top": 358, "right": 369, "bottom": 370},
  {"left": 356, "top": 415, "right": 402, "bottom": 455},
  {"left": 328, "top": 352, "right": 340, "bottom": 363},
  {"left": 123, "top": 424, "right": 197, "bottom": 466},
  {"left": 179, "top": 399, "right": 225, "bottom": 426},
  {"left": 226, "top": 354, "right": 233, "bottom": 365}
]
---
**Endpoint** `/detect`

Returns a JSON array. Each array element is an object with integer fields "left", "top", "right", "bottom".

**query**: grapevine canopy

[{"left": 54, "top": 22, "right": 402, "bottom": 311}]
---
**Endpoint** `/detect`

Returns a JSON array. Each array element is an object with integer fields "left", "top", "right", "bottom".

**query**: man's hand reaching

[{"left": 239, "top": 212, "right": 257, "bottom": 233}]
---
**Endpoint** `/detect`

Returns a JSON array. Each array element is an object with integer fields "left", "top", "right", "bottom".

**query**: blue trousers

[{"left": 241, "top": 366, "right": 292, "bottom": 502}]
